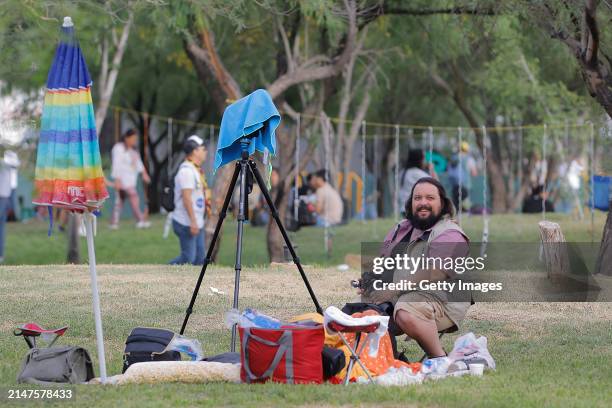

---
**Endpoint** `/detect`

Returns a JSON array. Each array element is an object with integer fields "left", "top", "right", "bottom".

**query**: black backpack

[
  {"left": 122, "top": 327, "right": 181, "bottom": 373},
  {"left": 161, "top": 173, "right": 175, "bottom": 212},
  {"left": 160, "top": 179, "right": 174, "bottom": 212}
]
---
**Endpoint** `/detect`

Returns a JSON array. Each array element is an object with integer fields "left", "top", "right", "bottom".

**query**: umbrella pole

[{"left": 84, "top": 212, "right": 107, "bottom": 382}]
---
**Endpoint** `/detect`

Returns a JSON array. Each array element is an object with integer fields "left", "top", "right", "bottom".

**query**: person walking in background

[
  {"left": 398, "top": 149, "right": 436, "bottom": 213},
  {"left": 6, "top": 150, "right": 19, "bottom": 221},
  {"left": 0, "top": 150, "right": 19, "bottom": 263},
  {"left": 566, "top": 155, "right": 585, "bottom": 219},
  {"left": 109, "top": 129, "right": 151, "bottom": 229},
  {"left": 169, "top": 135, "right": 208, "bottom": 265},
  {"left": 448, "top": 142, "right": 478, "bottom": 211}
]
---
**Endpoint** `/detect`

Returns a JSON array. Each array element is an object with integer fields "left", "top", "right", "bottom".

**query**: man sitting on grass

[{"left": 361, "top": 177, "right": 471, "bottom": 369}]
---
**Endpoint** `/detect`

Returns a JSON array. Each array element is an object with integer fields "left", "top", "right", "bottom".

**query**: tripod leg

[
  {"left": 180, "top": 162, "right": 241, "bottom": 335},
  {"left": 230, "top": 159, "right": 249, "bottom": 352},
  {"left": 249, "top": 161, "right": 323, "bottom": 314}
]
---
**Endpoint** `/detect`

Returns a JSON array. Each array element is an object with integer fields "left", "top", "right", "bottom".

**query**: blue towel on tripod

[{"left": 214, "top": 89, "right": 281, "bottom": 170}]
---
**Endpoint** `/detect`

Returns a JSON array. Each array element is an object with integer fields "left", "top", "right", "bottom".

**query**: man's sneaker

[
  {"left": 136, "top": 221, "right": 151, "bottom": 229},
  {"left": 109, "top": 224, "right": 119, "bottom": 230}
]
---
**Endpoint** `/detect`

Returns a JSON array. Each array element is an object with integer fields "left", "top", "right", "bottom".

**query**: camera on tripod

[{"left": 180, "top": 90, "right": 322, "bottom": 352}]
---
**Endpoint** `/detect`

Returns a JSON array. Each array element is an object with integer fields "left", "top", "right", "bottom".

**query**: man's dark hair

[
  {"left": 121, "top": 128, "right": 137, "bottom": 142},
  {"left": 313, "top": 169, "right": 327, "bottom": 182},
  {"left": 405, "top": 149, "right": 424, "bottom": 169},
  {"left": 404, "top": 177, "right": 455, "bottom": 220}
]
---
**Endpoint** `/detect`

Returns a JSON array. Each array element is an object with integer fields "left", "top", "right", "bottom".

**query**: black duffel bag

[{"left": 122, "top": 327, "right": 181, "bottom": 373}]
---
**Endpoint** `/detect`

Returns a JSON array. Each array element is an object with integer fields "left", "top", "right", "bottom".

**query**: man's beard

[{"left": 409, "top": 206, "right": 442, "bottom": 230}]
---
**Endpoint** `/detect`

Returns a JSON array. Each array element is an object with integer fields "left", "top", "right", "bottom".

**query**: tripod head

[{"left": 238, "top": 130, "right": 263, "bottom": 160}]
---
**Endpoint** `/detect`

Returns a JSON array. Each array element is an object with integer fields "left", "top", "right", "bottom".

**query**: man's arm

[{"left": 181, "top": 189, "right": 199, "bottom": 236}]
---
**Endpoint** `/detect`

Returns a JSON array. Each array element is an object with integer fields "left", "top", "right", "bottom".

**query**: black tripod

[{"left": 179, "top": 138, "right": 323, "bottom": 351}]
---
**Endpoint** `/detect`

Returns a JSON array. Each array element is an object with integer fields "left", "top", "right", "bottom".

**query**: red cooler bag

[{"left": 239, "top": 325, "right": 324, "bottom": 384}]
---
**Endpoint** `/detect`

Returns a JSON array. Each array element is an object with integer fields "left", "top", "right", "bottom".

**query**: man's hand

[
  {"left": 352, "top": 279, "right": 364, "bottom": 296},
  {"left": 114, "top": 180, "right": 122, "bottom": 191},
  {"left": 190, "top": 221, "right": 199, "bottom": 236},
  {"left": 142, "top": 173, "right": 151, "bottom": 184}
]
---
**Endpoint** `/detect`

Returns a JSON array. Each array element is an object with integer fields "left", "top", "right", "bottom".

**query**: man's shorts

[{"left": 393, "top": 291, "right": 456, "bottom": 332}]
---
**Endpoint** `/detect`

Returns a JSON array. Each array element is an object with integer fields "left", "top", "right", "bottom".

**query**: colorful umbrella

[
  {"left": 32, "top": 16, "right": 109, "bottom": 381},
  {"left": 33, "top": 20, "right": 108, "bottom": 210}
]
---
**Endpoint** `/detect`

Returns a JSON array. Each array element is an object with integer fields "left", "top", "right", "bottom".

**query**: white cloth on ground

[
  {"left": 323, "top": 306, "right": 389, "bottom": 357},
  {"left": 359, "top": 366, "right": 423, "bottom": 386}
]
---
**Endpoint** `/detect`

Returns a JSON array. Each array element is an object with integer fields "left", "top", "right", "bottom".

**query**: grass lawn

[
  {"left": 1, "top": 264, "right": 611, "bottom": 407},
  {"left": 2, "top": 211, "right": 607, "bottom": 266}
]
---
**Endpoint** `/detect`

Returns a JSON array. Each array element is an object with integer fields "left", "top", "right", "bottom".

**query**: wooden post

[{"left": 538, "top": 220, "right": 569, "bottom": 282}]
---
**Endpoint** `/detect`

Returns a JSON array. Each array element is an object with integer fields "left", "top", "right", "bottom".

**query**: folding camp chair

[
  {"left": 326, "top": 320, "right": 380, "bottom": 385},
  {"left": 14, "top": 323, "right": 68, "bottom": 349}
]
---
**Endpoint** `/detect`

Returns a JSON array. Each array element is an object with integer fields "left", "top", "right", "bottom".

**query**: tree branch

[
  {"left": 583, "top": 0, "right": 600, "bottom": 67},
  {"left": 267, "top": 0, "right": 358, "bottom": 99},
  {"left": 383, "top": 6, "right": 497, "bottom": 16}
]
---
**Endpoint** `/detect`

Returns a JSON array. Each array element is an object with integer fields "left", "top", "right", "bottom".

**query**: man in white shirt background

[
  {"left": 0, "top": 150, "right": 19, "bottom": 263},
  {"left": 169, "top": 135, "right": 208, "bottom": 265},
  {"left": 308, "top": 169, "right": 343, "bottom": 227},
  {"left": 109, "top": 129, "right": 151, "bottom": 229}
]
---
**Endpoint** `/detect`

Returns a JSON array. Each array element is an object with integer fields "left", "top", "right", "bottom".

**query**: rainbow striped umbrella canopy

[{"left": 33, "top": 17, "right": 108, "bottom": 211}]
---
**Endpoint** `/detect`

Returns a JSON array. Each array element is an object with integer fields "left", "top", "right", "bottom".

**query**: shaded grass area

[
  {"left": 0, "top": 265, "right": 611, "bottom": 407},
  {"left": 2, "top": 212, "right": 606, "bottom": 266}
]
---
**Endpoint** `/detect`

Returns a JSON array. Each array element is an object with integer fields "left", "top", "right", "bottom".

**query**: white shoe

[
  {"left": 136, "top": 221, "right": 151, "bottom": 229},
  {"left": 109, "top": 224, "right": 119, "bottom": 230}
]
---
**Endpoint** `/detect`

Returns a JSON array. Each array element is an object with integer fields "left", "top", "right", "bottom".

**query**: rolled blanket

[{"left": 89, "top": 361, "right": 241, "bottom": 385}]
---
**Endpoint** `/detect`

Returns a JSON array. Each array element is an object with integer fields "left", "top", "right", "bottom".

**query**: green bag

[{"left": 17, "top": 346, "right": 95, "bottom": 384}]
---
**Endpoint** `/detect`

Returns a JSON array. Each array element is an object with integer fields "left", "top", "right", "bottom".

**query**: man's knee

[{"left": 395, "top": 309, "right": 425, "bottom": 333}]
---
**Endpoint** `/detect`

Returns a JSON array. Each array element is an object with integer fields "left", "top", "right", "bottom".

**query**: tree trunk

[
  {"left": 266, "top": 185, "right": 288, "bottom": 262},
  {"left": 183, "top": 1, "right": 361, "bottom": 262},
  {"left": 539, "top": 1, "right": 612, "bottom": 275},
  {"left": 595, "top": 200, "right": 612, "bottom": 276},
  {"left": 429, "top": 67, "right": 509, "bottom": 213},
  {"left": 266, "top": 124, "right": 295, "bottom": 262},
  {"left": 94, "top": 11, "right": 133, "bottom": 132},
  {"left": 539, "top": 220, "right": 569, "bottom": 282},
  {"left": 485, "top": 130, "right": 509, "bottom": 213},
  {"left": 184, "top": 30, "right": 243, "bottom": 262}
]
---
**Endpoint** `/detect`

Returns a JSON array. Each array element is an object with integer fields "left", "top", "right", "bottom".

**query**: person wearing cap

[
  {"left": 109, "top": 129, "right": 151, "bottom": 229},
  {"left": 169, "top": 135, "right": 208, "bottom": 265},
  {"left": 447, "top": 142, "right": 477, "bottom": 212}
]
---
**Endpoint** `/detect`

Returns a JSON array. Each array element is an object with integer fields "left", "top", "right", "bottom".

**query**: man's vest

[{"left": 363, "top": 216, "right": 471, "bottom": 326}]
